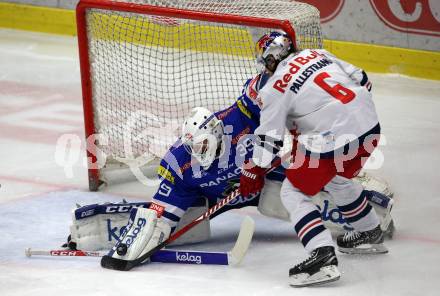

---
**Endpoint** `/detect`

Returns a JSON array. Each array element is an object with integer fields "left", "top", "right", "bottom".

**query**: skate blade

[
  {"left": 289, "top": 265, "right": 341, "bottom": 287},
  {"left": 339, "top": 243, "right": 388, "bottom": 255}
]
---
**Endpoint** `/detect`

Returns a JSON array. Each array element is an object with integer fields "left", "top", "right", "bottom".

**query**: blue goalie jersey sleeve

[{"left": 150, "top": 144, "right": 201, "bottom": 231}]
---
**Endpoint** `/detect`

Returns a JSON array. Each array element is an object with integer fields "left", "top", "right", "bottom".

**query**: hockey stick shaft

[
  {"left": 26, "top": 248, "right": 229, "bottom": 265},
  {"left": 100, "top": 153, "right": 287, "bottom": 270},
  {"left": 26, "top": 249, "right": 105, "bottom": 257}
]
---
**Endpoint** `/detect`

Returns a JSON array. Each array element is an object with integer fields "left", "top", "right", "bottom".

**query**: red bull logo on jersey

[
  {"left": 272, "top": 50, "right": 324, "bottom": 93},
  {"left": 273, "top": 58, "right": 333, "bottom": 94}
]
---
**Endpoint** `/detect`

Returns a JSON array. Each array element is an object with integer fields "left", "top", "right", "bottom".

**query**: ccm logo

[
  {"left": 273, "top": 51, "right": 321, "bottom": 93},
  {"left": 50, "top": 250, "right": 77, "bottom": 256},
  {"left": 105, "top": 204, "right": 148, "bottom": 213}
]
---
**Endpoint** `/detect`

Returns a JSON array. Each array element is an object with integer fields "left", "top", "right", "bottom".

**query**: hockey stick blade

[
  {"left": 101, "top": 253, "right": 137, "bottom": 270},
  {"left": 99, "top": 214, "right": 255, "bottom": 270},
  {"left": 227, "top": 215, "right": 255, "bottom": 266}
]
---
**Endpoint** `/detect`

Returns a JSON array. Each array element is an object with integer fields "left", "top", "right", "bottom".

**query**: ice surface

[{"left": 1, "top": 29, "right": 440, "bottom": 296}]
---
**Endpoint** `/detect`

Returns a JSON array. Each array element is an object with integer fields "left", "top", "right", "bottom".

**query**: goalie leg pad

[
  {"left": 324, "top": 176, "right": 380, "bottom": 232},
  {"left": 258, "top": 179, "right": 291, "bottom": 221},
  {"left": 170, "top": 198, "right": 210, "bottom": 246},
  {"left": 314, "top": 190, "right": 394, "bottom": 236},
  {"left": 108, "top": 208, "right": 171, "bottom": 262},
  {"left": 69, "top": 201, "right": 150, "bottom": 251},
  {"left": 67, "top": 201, "right": 209, "bottom": 251}
]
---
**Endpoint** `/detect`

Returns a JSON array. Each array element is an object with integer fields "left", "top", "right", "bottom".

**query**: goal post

[{"left": 76, "top": 0, "right": 322, "bottom": 191}]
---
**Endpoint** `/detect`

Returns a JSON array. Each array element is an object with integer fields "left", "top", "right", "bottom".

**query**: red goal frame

[{"left": 76, "top": 0, "right": 296, "bottom": 191}]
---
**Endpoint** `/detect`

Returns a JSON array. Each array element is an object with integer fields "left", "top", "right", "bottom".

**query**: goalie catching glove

[{"left": 104, "top": 207, "right": 170, "bottom": 265}]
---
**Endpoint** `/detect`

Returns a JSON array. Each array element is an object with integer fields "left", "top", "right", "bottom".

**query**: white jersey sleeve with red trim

[
  {"left": 252, "top": 82, "right": 288, "bottom": 168},
  {"left": 252, "top": 49, "right": 379, "bottom": 167},
  {"left": 322, "top": 49, "right": 371, "bottom": 89}
]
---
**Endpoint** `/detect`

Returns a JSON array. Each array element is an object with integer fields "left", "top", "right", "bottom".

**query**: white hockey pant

[{"left": 280, "top": 179, "right": 333, "bottom": 253}]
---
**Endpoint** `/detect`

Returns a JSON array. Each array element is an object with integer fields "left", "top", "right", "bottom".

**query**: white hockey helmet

[
  {"left": 255, "top": 31, "right": 294, "bottom": 73},
  {"left": 181, "top": 107, "right": 224, "bottom": 169}
]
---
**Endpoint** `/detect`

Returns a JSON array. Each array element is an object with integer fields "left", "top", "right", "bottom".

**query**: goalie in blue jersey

[{"left": 66, "top": 74, "right": 394, "bottom": 274}]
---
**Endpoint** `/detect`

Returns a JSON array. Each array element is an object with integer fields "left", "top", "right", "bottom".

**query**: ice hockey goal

[{"left": 76, "top": 0, "right": 322, "bottom": 191}]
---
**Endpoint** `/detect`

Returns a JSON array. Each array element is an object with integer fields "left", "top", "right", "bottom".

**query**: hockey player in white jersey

[
  {"left": 92, "top": 77, "right": 393, "bottom": 273},
  {"left": 240, "top": 32, "right": 387, "bottom": 286}
]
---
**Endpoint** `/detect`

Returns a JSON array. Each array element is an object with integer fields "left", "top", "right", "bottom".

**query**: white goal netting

[{"left": 78, "top": 0, "right": 322, "bottom": 188}]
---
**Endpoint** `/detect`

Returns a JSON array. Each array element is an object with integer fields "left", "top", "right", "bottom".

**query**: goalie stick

[
  {"left": 101, "top": 154, "right": 289, "bottom": 271},
  {"left": 25, "top": 216, "right": 255, "bottom": 266}
]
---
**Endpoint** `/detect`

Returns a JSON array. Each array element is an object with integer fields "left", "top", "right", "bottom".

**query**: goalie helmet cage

[{"left": 76, "top": 0, "right": 322, "bottom": 191}]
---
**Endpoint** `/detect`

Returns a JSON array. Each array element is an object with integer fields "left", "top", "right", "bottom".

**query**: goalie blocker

[{"left": 107, "top": 208, "right": 170, "bottom": 263}]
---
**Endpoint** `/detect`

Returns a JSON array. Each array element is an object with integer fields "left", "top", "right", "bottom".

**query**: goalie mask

[
  {"left": 255, "top": 31, "right": 294, "bottom": 73},
  {"left": 181, "top": 107, "right": 224, "bottom": 169}
]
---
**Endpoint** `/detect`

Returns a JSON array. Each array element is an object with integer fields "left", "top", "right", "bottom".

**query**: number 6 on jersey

[{"left": 314, "top": 72, "right": 356, "bottom": 104}]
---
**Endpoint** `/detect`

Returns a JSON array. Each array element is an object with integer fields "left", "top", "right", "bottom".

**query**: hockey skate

[
  {"left": 289, "top": 246, "right": 341, "bottom": 287},
  {"left": 337, "top": 225, "right": 388, "bottom": 254}
]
